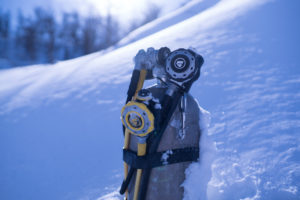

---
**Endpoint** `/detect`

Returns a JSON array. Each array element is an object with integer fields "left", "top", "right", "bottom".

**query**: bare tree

[
  {"left": 82, "top": 15, "right": 102, "bottom": 54},
  {"left": 15, "top": 12, "right": 37, "bottom": 61},
  {"left": 0, "top": 10, "right": 10, "bottom": 59},
  {"left": 34, "top": 7, "right": 56, "bottom": 63},
  {"left": 60, "top": 12, "right": 81, "bottom": 59},
  {"left": 4, "top": 4, "right": 161, "bottom": 67},
  {"left": 102, "top": 13, "right": 120, "bottom": 48},
  {"left": 143, "top": 3, "right": 160, "bottom": 25},
  {"left": 128, "top": 3, "right": 160, "bottom": 34}
]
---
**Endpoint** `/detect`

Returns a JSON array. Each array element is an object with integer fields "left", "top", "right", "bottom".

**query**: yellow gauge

[{"left": 121, "top": 101, "right": 154, "bottom": 137}]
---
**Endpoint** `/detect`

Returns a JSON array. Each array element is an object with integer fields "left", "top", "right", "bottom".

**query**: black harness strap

[
  {"left": 119, "top": 146, "right": 199, "bottom": 195},
  {"left": 123, "top": 147, "right": 199, "bottom": 169}
]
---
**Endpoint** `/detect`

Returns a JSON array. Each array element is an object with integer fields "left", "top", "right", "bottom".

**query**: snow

[
  {"left": 116, "top": 0, "right": 209, "bottom": 47},
  {"left": 1, "top": 0, "right": 300, "bottom": 199},
  {"left": 96, "top": 190, "right": 122, "bottom": 200},
  {"left": 183, "top": 105, "right": 215, "bottom": 200},
  {"left": 161, "top": 150, "right": 174, "bottom": 165}
]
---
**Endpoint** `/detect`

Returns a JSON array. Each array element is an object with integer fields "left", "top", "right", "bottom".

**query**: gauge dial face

[{"left": 121, "top": 101, "right": 154, "bottom": 137}]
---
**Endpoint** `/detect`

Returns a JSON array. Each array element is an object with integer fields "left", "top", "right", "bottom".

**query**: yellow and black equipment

[
  {"left": 120, "top": 47, "right": 204, "bottom": 200},
  {"left": 122, "top": 67, "right": 147, "bottom": 200},
  {"left": 121, "top": 89, "right": 158, "bottom": 200}
]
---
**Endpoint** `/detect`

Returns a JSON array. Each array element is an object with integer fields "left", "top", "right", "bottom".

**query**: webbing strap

[
  {"left": 123, "top": 147, "right": 199, "bottom": 169},
  {"left": 119, "top": 147, "right": 199, "bottom": 195}
]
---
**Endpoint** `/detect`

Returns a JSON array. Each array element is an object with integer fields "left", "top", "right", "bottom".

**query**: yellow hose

[
  {"left": 123, "top": 129, "right": 130, "bottom": 199},
  {"left": 133, "top": 143, "right": 147, "bottom": 200},
  {"left": 123, "top": 69, "right": 147, "bottom": 199}
]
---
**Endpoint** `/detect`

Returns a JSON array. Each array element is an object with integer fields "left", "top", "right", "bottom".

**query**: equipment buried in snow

[{"left": 120, "top": 47, "right": 204, "bottom": 200}]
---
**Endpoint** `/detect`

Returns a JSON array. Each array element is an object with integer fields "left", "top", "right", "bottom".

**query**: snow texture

[
  {"left": 182, "top": 105, "right": 215, "bottom": 200},
  {"left": 96, "top": 190, "right": 122, "bottom": 200}
]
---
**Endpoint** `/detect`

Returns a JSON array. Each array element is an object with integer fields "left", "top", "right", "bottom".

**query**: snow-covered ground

[{"left": 1, "top": 0, "right": 300, "bottom": 199}]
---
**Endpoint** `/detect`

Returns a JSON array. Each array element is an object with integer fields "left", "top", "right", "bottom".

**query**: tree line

[{"left": 0, "top": 6, "right": 160, "bottom": 68}]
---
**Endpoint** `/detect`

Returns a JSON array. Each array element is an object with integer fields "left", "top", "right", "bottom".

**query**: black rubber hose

[
  {"left": 120, "top": 167, "right": 136, "bottom": 194},
  {"left": 126, "top": 69, "right": 141, "bottom": 103}
]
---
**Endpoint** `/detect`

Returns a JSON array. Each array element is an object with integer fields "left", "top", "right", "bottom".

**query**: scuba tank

[{"left": 120, "top": 47, "right": 204, "bottom": 200}]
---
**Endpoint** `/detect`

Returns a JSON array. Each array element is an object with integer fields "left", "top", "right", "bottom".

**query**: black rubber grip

[
  {"left": 120, "top": 167, "right": 135, "bottom": 195},
  {"left": 126, "top": 69, "right": 141, "bottom": 103}
]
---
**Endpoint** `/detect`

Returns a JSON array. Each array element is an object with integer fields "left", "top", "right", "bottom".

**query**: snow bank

[
  {"left": 182, "top": 103, "right": 216, "bottom": 200},
  {"left": 96, "top": 190, "right": 122, "bottom": 200}
]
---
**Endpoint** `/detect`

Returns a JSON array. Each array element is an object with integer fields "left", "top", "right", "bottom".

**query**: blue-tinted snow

[
  {"left": 116, "top": 0, "right": 219, "bottom": 47},
  {"left": 183, "top": 105, "right": 215, "bottom": 200},
  {"left": 1, "top": 0, "right": 300, "bottom": 199}
]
